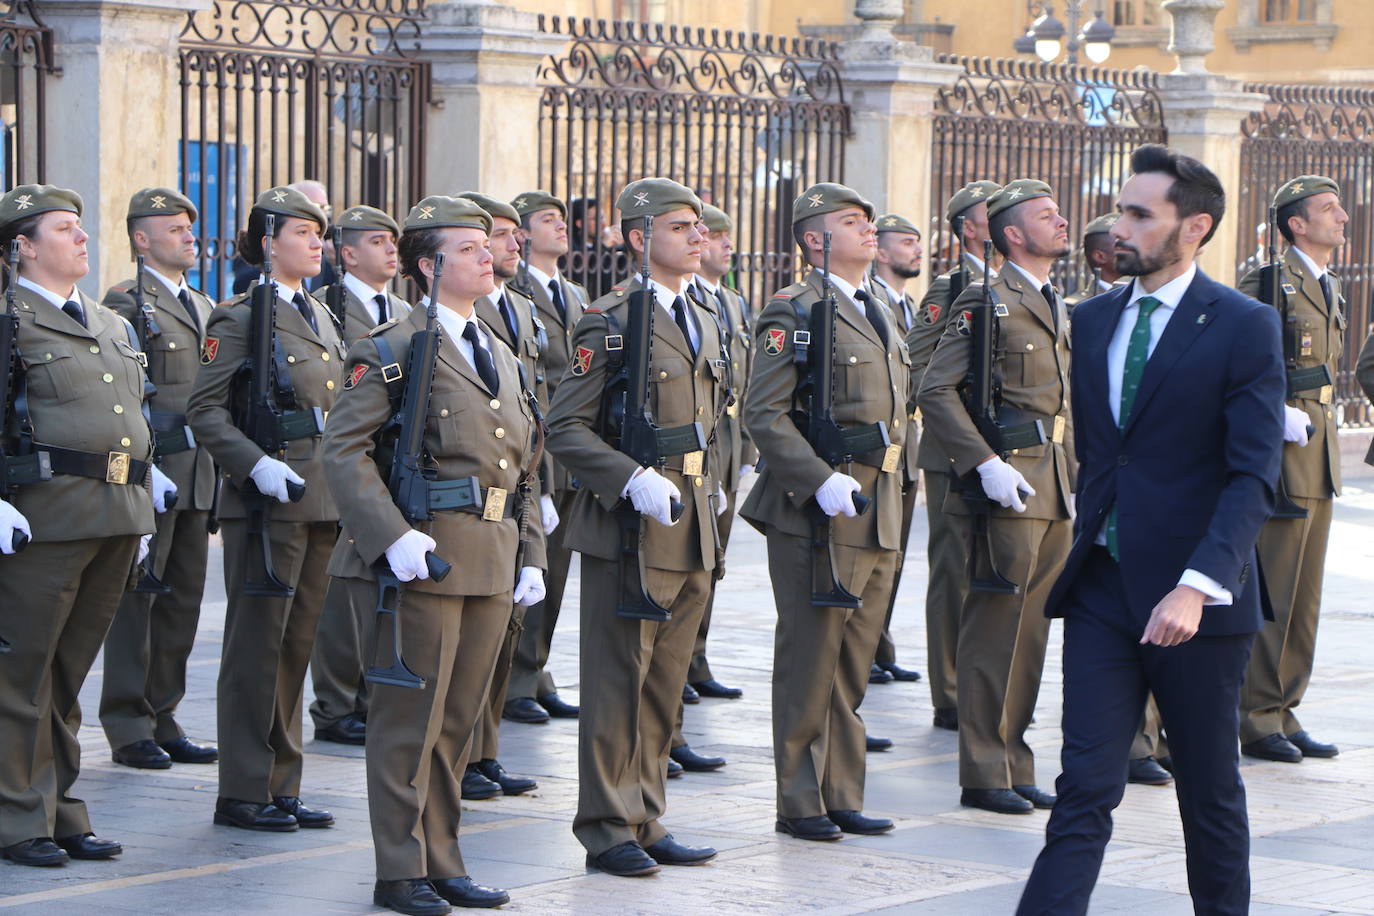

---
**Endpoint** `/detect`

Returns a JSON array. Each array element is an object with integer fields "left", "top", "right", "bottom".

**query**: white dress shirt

[
  {"left": 16, "top": 275, "right": 78, "bottom": 310},
  {"left": 421, "top": 297, "right": 490, "bottom": 375},
  {"left": 145, "top": 266, "right": 191, "bottom": 302},
  {"left": 650, "top": 278, "right": 699, "bottom": 352},
  {"left": 342, "top": 271, "right": 390, "bottom": 326},
  {"left": 1289, "top": 244, "right": 1326, "bottom": 286}
]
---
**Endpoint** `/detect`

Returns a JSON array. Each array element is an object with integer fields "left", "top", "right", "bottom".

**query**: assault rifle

[
  {"left": 947, "top": 213, "right": 970, "bottom": 307},
  {"left": 325, "top": 225, "right": 346, "bottom": 337}
]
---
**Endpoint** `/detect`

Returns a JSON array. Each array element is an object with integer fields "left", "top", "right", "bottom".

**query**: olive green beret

[
  {"left": 251, "top": 185, "right": 326, "bottom": 231},
  {"left": 0, "top": 184, "right": 82, "bottom": 230},
  {"left": 986, "top": 179, "right": 1055, "bottom": 220},
  {"left": 615, "top": 178, "right": 703, "bottom": 220},
  {"left": 701, "top": 203, "right": 733, "bottom": 234},
  {"left": 1082, "top": 212, "right": 1119, "bottom": 237},
  {"left": 945, "top": 181, "right": 1001, "bottom": 222},
  {"left": 336, "top": 205, "right": 399, "bottom": 237},
  {"left": 876, "top": 213, "right": 920, "bottom": 236},
  {"left": 1274, "top": 175, "right": 1340, "bottom": 208},
  {"left": 792, "top": 182, "right": 874, "bottom": 225},
  {"left": 511, "top": 190, "right": 566, "bottom": 219},
  {"left": 456, "top": 191, "right": 520, "bottom": 226},
  {"left": 127, "top": 187, "right": 197, "bottom": 224},
  {"left": 402, "top": 195, "right": 492, "bottom": 234}
]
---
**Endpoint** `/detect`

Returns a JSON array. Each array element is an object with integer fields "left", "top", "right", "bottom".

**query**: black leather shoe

[
  {"left": 960, "top": 788, "right": 1033, "bottom": 815},
  {"left": 537, "top": 692, "right": 579, "bottom": 718},
  {"left": 273, "top": 796, "right": 334, "bottom": 828},
  {"left": 1012, "top": 785, "right": 1056, "bottom": 809},
  {"left": 474, "top": 759, "right": 537, "bottom": 795},
  {"left": 214, "top": 797, "right": 298, "bottom": 832},
  {"left": 461, "top": 765, "right": 502, "bottom": 800},
  {"left": 314, "top": 713, "right": 367, "bottom": 746},
  {"left": 1242, "top": 733, "right": 1303, "bottom": 763},
  {"left": 670, "top": 744, "right": 726, "bottom": 772},
  {"left": 55, "top": 833, "right": 121, "bottom": 860},
  {"left": 1156, "top": 755, "right": 1174, "bottom": 773},
  {"left": 112, "top": 738, "right": 172, "bottom": 769},
  {"left": 374, "top": 878, "right": 451, "bottom": 915},
  {"left": 682, "top": 683, "right": 700, "bottom": 704},
  {"left": 1128, "top": 757, "right": 1173, "bottom": 785},
  {"left": 691, "top": 679, "right": 743, "bottom": 699},
  {"left": 866, "top": 734, "right": 893, "bottom": 752},
  {"left": 644, "top": 834, "right": 716, "bottom": 865},
  {"left": 868, "top": 663, "right": 893, "bottom": 684},
  {"left": 932, "top": 708, "right": 959, "bottom": 731},
  {"left": 666, "top": 758, "right": 684, "bottom": 779},
  {"left": 160, "top": 736, "right": 218, "bottom": 764},
  {"left": 775, "top": 815, "right": 842, "bottom": 841},
  {"left": 827, "top": 809, "right": 894, "bottom": 835},
  {"left": 586, "top": 840, "right": 660, "bottom": 876},
  {"left": 1, "top": 838, "right": 68, "bottom": 867},
  {"left": 430, "top": 876, "right": 510, "bottom": 908},
  {"left": 501, "top": 697, "right": 549, "bottom": 725},
  {"left": 878, "top": 662, "right": 922, "bottom": 682},
  {"left": 1287, "top": 730, "right": 1339, "bottom": 758}
]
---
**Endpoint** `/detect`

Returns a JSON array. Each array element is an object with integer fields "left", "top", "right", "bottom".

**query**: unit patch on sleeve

[
  {"left": 570, "top": 345, "right": 594, "bottom": 376},
  {"left": 763, "top": 327, "right": 787, "bottom": 355},
  {"left": 201, "top": 337, "right": 219, "bottom": 364},
  {"left": 343, "top": 364, "right": 369, "bottom": 389}
]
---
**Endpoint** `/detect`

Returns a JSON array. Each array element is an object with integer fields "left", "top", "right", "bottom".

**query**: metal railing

[{"left": 0, "top": 0, "right": 54, "bottom": 190}]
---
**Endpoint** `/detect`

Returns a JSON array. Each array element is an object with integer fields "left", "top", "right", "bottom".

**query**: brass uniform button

[
  {"left": 102, "top": 373, "right": 113, "bottom": 383},
  {"left": 120, "top": 437, "right": 131, "bottom": 447},
  {"left": 697, "top": 406, "right": 704, "bottom": 415},
  {"left": 1026, "top": 344, "right": 1034, "bottom": 351},
  {"left": 321, "top": 352, "right": 330, "bottom": 361},
  {"left": 287, "top": 355, "right": 296, "bottom": 364},
  {"left": 89, "top": 345, "right": 100, "bottom": 354},
  {"left": 498, "top": 458, "right": 509, "bottom": 469},
  {"left": 490, "top": 399, "right": 500, "bottom": 409},
  {"left": 440, "top": 408, "right": 450, "bottom": 418},
  {"left": 326, "top": 380, "right": 335, "bottom": 390},
  {"left": 44, "top": 352, "right": 52, "bottom": 360},
  {"left": 848, "top": 356, "right": 857, "bottom": 364},
  {"left": 694, "top": 477, "right": 703, "bottom": 487},
  {"left": 786, "top": 490, "right": 795, "bottom": 498},
  {"left": 494, "top": 427, "right": 505, "bottom": 439},
  {"left": 893, "top": 418, "right": 901, "bottom": 428},
  {"left": 113, "top": 405, "right": 124, "bottom": 414},
  {"left": 168, "top": 341, "right": 177, "bottom": 350},
  {"left": 659, "top": 370, "right": 668, "bottom": 379}
]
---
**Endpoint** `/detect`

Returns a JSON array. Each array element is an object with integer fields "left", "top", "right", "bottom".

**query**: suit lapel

[
  {"left": 1001, "top": 265, "right": 1057, "bottom": 336},
  {"left": 808, "top": 271, "right": 882, "bottom": 348},
  {"left": 145, "top": 275, "right": 202, "bottom": 338},
  {"left": 474, "top": 293, "right": 516, "bottom": 352},
  {"left": 23, "top": 288, "right": 95, "bottom": 340},
  {"left": 1284, "top": 247, "right": 1329, "bottom": 317},
  {"left": 276, "top": 287, "right": 326, "bottom": 346},
  {"left": 430, "top": 306, "right": 492, "bottom": 394},
  {"left": 1122, "top": 273, "right": 1217, "bottom": 438}
]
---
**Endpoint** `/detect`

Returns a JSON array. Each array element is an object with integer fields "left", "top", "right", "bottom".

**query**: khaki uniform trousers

[
  {"left": 924, "top": 470, "right": 967, "bottom": 710},
  {"left": 0, "top": 535, "right": 138, "bottom": 845},
  {"left": 216, "top": 518, "right": 333, "bottom": 802},
  {"left": 574, "top": 556, "right": 710, "bottom": 856},
  {"left": 508, "top": 488, "right": 577, "bottom": 701},
  {"left": 308, "top": 572, "right": 370, "bottom": 730},
  {"left": 874, "top": 476, "right": 919, "bottom": 666},
  {"left": 686, "top": 495, "right": 736, "bottom": 686},
  {"left": 956, "top": 514, "right": 1068, "bottom": 789},
  {"left": 768, "top": 529, "right": 897, "bottom": 818},
  {"left": 1240, "top": 494, "right": 1334, "bottom": 742},
  {"left": 473, "top": 600, "right": 526, "bottom": 760},
  {"left": 1131, "top": 696, "right": 1168, "bottom": 760},
  {"left": 347, "top": 579, "right": 508, "bottom": 881},
  {"left": 100, "top": 508, "right": 211, "bottom": 749}
]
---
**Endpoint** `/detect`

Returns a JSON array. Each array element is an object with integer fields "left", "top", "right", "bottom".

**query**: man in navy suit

[{"left": 1017, "top": 145, "right": 1285, "bottom": 915}]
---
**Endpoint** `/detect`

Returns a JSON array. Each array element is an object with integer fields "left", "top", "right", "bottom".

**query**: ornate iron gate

[
  {"left": 1238, "top": 83, "right": 1374, "bottom": 427},
  {"left": 0, "top": 0, "right": 53, "bottom": 190},
  {"left": 178, "top": 0, "right": 430, "bottom": 299},
  {"left": 536, "top": 16, "right": 849, "bottom": 307}
]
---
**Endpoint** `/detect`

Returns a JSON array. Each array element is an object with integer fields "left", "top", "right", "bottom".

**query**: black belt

[
  {"left": 428, "top": 476, "right": 519, "bottom": 519},
  {"left": 150, "top": 410, "right": 197, "bottom": 456},
  {"left": 1287, "top": 364, "right": 1332, "bottom": 397},
  {"left": 42, "top": 445, "right": 150, "bottom": 485},
  {"left": 1, "top": 450, "right": 53, "bottom": 488}
]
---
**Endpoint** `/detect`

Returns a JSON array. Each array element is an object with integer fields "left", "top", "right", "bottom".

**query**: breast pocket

[
  {"left": 150, "top": 337, "right": 195, "bottom": 385},
  {"left": 23, "top": 345, "right": 88, "bottom": 404},
  {"left": 835, "top": 344, "right": 877, "bottom": 402},
  {"left": 427, "top": 395, "right": 469, "bottom": 458},
  {"left": 649, "top": 356, "right": 692, "bottom": 422},
  {"left": 1003, "top": 335, "right": 1043, "bottom": 387}
]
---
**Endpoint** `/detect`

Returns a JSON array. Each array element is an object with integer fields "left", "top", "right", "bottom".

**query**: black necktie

[
  {"left": 498, "top": 293, "right": 518, "bottom": 343},
  {"left": 61, "top": 299, "right": 86, "bottom": 328},
  {"left": 177, "top": 289, "right": 200, "bottom": 336},
  {"left": 374, "top": 293, "right": 389, "bottom": 327},
  {"left": 855, "top": 290, "right": 888, "bottom": 348},
  {"left": 462, "top": 321, "right": 499, "bottom": 394},
  {"left": 1040, "top": 283, "right": 1061, "bottom": 330},
  {"left": 1319, "top": 274, "right": 1333, "bottom": 309},
  {"left": 671, "top": 296, "right": 697, "bottom": 358},
  {"left": 714, "top": 289, "right": 733, "bottom": 345},
  {"left": 548, "top": 279, "right": 567, "bottom": 326},
  {"left": 292, "top": 291, "right": 318, "bottom": 334}
]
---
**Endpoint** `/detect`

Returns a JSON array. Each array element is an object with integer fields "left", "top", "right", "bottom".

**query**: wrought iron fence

[
  {"left": 1238, "top": 83, "right": 1374, "bottom": 427},
  {"left": 536, "top": 16, "right": 849, "bottom": 307},
  {"left": 0, "top": 0, "right": 54, "bottom": 190},
  {"left": 178, "top": 0, "right": 429, "bottom": 299}
]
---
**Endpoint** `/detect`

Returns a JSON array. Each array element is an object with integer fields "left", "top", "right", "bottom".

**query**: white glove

[
  {"left": 976, "top": 456, "right": 1035, "bottom": 513},
  {"left": 138, "top": 533, "right": 152, "bottom": 564},
  {"left": 715, "top": 482, "right": 729, "bottom": 517},
  {"left": 513, "top": 566, "right": 546, "bottom": 606},
  {"left": 384, "top": 529, "right": 436, "bottom": 582},
  {"left": 540, "top": 493, "right": 560, "bottom": 535},
  {"left": 1282, "top": 405, "right": 1311, "bottom": 446},
  {"left": 625, "top": 467, "right": 681, "bottom": 527},
  {"left": 0, "top": 500, "right": 31, "bottom": 555},
  {"left": 815, "top": 471, "right": 863, "bottom": 518},
  {"left": 150, "top": 464, "right": 178, "bottom": 514},
  {"left": 249, "top": 455, "right": 305, "bottom": 504},
  {"left": 739, "top": 463, "right": 754, "bottom": 479}
]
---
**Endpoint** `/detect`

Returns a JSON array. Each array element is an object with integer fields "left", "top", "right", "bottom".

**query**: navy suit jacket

[{"left": 1046, "top": 269, "right": 1285, "bottom": 636}]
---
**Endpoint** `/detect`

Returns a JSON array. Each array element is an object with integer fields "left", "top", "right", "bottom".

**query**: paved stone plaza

[{"left": 2, "top": 457, "right": 1372, "bottom": 914}]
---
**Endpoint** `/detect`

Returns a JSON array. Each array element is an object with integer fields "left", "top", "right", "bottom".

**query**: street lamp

[{"left": 1020, "top": 2, "right": 1115, "bottom": 66}]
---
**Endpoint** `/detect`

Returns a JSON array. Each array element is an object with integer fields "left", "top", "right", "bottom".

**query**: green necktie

[{"left": 1107, "top": 295, "right": 1161, "bottom": 561}]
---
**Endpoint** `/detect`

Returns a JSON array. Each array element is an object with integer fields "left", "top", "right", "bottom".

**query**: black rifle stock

[
  {"left": 129, "top": 255, "right": 176, "bottom": 595},
  {"left": 326, "top": 225, "right": 346, "bottom": 337},
  {"left": 1258, "top": 205, "right": 1312, "bottom": 521}
]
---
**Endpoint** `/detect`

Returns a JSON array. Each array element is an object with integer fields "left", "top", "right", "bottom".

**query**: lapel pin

[{"left": 1196, "top": 314, "right": 1207, "bottom": 324}]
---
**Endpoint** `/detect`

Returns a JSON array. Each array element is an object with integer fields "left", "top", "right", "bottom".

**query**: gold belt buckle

[
  {"left": 682, "top": 450, "right": 704, "bottom": 477},
  {"left": 1052, "top": 415, "right": 1067, "bottom": 445},
  {"left": 1319, "top": 385, "right": 1333, "bottom": 405},
  {"left": 482, "top": 487, "right": 507, "bottom": 521},
  {"left": 881, "top": 443, "right": 902, "bottom": 474},
  {"left": 106, "top": 451, "right": 130, "bottom": 485}
]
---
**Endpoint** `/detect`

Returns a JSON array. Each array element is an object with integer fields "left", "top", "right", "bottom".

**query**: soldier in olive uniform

[
  {"left": 1065, "top": 212, "right": 1125, "bottom": 312},
  {"left": 1239, "top": 176, "right": 1349, "bottom": 763},
  {"left": 505, "top": 189, "right": 587, "bottom": 724},
  {"left": 0, "top": 184, "right": 167, "bottom": 866},
  {"left": 324, "top": 195, "right": 545, "bottom": 914},
  {"left": 308, "top": 204, "right": 409, "bottom": 747},
  {"left": 187, "top": 186, "right": 345, "bottom": 832},
  {"left": 547, "top": 178, "right": 723, "bottom": 876},
  {"left": 741, "top": 182, "right": 907, "bottom": 841},
  {"left": 910, "top": 180, "right": 1000, "bottom": 731},
  {"left": 99, "top": 187, "right": 219, "bottom": 771},
  {"left": 917, "top": 179, "right": 1073, "bottom": 815}
]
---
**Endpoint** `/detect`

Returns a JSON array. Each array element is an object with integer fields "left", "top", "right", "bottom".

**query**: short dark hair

[
  {"left": 234, "top": 208, "right": 288, "bottom": 267},
  {"left": 397, "top": 227, "right": 445, "bottom": 295},
  {"left": 1128, "top": 143, "right": 1225, "bottom": 247},
  {"left": 0, "top": 212, "right": 43, "bottom": 282},
  {"left": 339, "top": 226, "right": 394, "bottom": 252},
  {"left": 987, "top": 206, "right": 1020, "bottom": 258},
  {"left": 1275, "top": 197, "right": 1310, "bottom": 246},
  {"left": 792, "top": 213, "right": 824, "bottom": 261},
  {"left": 1083, "top": 230, "right": 1114, "bottom": 256}
]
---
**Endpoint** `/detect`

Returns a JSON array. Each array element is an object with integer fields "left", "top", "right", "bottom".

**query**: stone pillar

[
  {"left": 40, "top": 0, "right": 213, "bottom": 296},
  {"left": 408, "top": 1, "right": 564, "bottom": 200}
]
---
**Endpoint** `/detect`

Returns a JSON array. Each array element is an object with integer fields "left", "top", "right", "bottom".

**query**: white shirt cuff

[{"left": 1179, "top": 569, "right": 1232, "bottom": 606}]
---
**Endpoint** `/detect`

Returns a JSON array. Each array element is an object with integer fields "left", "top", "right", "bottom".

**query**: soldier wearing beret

[
  {"left": 917, "top": 178, "right": 1073, "bottom": 815},
  {"left": 546, "top": 177, "right": 723, "bottom": 876},
  {"left": 98, "top": 187, "right": 219, "bottom": 772},
  {"left": 323, "top": 194, "right": 545, "bottom": 913},
  {"left": 910, "top": 179, "right": 1000, "bottom": 731},
  {"left": 187, "top": 185, "right": 344, "bottom": 833},
  {"left": 1238, "top": 175, "right": 1349, "bottom": 764},
  {"left": 504, "top": 189, "right": 587, "bottom": 725},
  {"left": 1066, "top": 212, "right": 1125, "bottom": 313},
  {"left": 740, "top": 182, "right": 907, "bottom": 841},
  {"left": 0, "top": 184, "right": 165, "bottom": 866}
]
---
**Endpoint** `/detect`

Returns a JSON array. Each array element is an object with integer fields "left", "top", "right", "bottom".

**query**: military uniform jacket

[
  {"left": 545, "top": 275, "right": 724, "bottom": 573},
  {"left": 874, "top": 278, "right": 921, "bottom": 488},
  {"left": 917, "top": 265, "right": 1075, "bottom": 520},
  {"left": 911, "top": 253, "right": 983, "bottom": 472},
  {"left": 692, "top": 279, "right": 757, "bottom": 490},
  {"left": 510, "top": 270, "right": 586, "bottom": 494},
  {"left": 1238, "top": 248, "right": 1344, "bottom": 498},
  {"left": 187, "top": 286, "right": 345, "bottom": 522},
  {"left": 7, "top": 286, "right": 154, "bottom": 540},
  {"left": 322, "top": 306, "right": 545, "bottom": 596},
  {"left": 105, "top": 275, "right": 216, "bottom": 511},
  {"left": 475, "top": 285, "right": 553, "bottom": 488},
  {"left": 740, "top": 269, "right": 910, "bottom": 551},
  {"left": 315, "top": 280, "right": 411, "bottom": 349}
]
